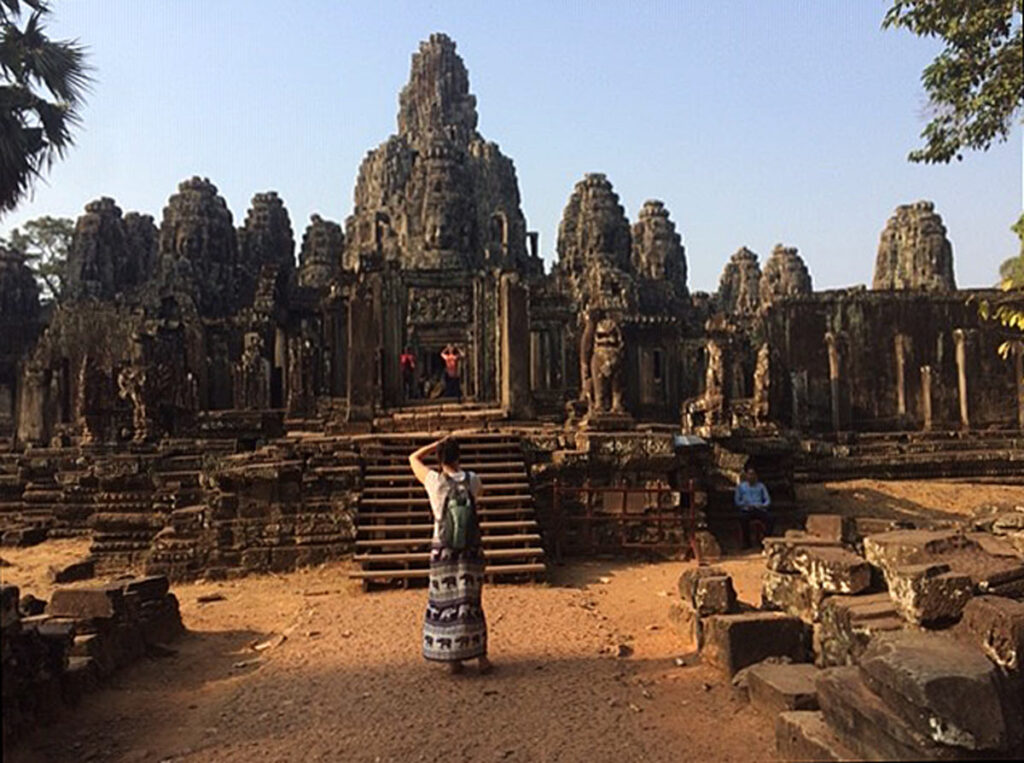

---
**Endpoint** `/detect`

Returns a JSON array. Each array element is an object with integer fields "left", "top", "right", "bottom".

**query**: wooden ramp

[{"left": 350, "top": 432, "right": 546, "bottom": 587}]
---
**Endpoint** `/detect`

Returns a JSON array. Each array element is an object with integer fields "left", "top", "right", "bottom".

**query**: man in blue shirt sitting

[{"left": 734, "top": 465, "right": 774, "bottom": 548}]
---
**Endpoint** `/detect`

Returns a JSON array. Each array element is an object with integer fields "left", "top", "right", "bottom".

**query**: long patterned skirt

[{"left": 422, "top": 543, "right": 487, "bottom": 662}]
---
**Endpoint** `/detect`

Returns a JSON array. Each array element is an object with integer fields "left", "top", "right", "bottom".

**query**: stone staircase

[
  {"left": 795, "top": 430, "right": 1024, "bottom": 482},
  {"left": 370, "top": 401, "right": 509, "bottom": 433},
  {"left": 349, "top": 432, "right": 546, "bottom": 586}
]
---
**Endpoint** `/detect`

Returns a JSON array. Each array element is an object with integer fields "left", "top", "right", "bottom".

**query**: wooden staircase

[{"left": 349, "top": 432, "right": 547, "bottom": 586}]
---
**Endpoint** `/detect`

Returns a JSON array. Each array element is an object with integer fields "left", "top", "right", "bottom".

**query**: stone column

[
  {"left": 500, "top": 273, "right": 532, "bottom": 419},
  {"left": 894, "top": 334, "right": 908, "bottom": 419},
  {"left": 919, "top": 365, "right": 933, "bottom": 432},
  {"left": 346, "top": 276, "right": 380, "bottom": 423},
  {"left": 825, "top": 332, "right": 841, "bottom": 433},
  {"left": 953, "top": 329, "right": 970, "bottom": 430},
  {"left": 790, "top": 369, "right": 808, "bottom": 431},
  {"left": 1014, "top": 341, "right": 1024, "bottom": 431}
]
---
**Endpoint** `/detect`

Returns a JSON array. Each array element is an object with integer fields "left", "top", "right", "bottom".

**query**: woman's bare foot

[
  {"left": 477, "top": 656, "right": 494, "bottom": 675},
  {"left": 448, "top": 661, "right": 464, "bottom": 675}
]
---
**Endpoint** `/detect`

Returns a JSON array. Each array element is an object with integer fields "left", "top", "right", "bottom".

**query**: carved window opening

[
  {"left": 374, "top": 213, "right": 390, "bottom": 257},
  {"left": 489, "top": 212, "right": 508, "bottom": 251},
  {"left": 653, "top": 349, "right": 663, "bottom": 384}
]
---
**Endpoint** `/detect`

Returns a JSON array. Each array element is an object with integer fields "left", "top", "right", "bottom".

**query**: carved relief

[{"left": 407, "top": 287, "right": 472, "bottom": 325}]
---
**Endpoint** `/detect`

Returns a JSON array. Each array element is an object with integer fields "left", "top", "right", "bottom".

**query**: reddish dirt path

[{"left": 5, "top": 553, "right": 775, "bottom": 763}]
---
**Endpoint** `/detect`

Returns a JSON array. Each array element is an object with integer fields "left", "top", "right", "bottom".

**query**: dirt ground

[
  {"left": 3, "top": 542, "right": 773, "bottom": 763},
  {"left": 4, "top": 477, "right": 1021, "bottom": 762},
  {"left": 797, "top": 479, "right": 1024, "bottom": 522}
]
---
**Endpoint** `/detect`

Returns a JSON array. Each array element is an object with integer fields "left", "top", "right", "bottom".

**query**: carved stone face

[{"left": 594, "top": 318, "right": 622, "bottom": 349}]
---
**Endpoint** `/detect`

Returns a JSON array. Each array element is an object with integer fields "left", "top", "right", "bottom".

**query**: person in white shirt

[{"left": 409, "top": 436, "right": 492, "bottom": 675}]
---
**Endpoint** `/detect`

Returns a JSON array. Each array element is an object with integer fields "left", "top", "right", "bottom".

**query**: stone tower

[
  {"left": 0, "top": 245, "right": 40, "bottom": 319},
  {"left": 345, "top": 33, "right": 534, "bottom": 273},
  {"left": 759, "top": 244, "right": 812, "bottom": 306},
  {"left": 239, "top": 191, "right": 295, "bottom": 275},
  {"left": 556, "top": 173, "right": 636, "bottom": 313},
  {"left": 297, "top": 214, "right": 345, "bottom": 288},
  {"left": 121, "top": 212, "right": 159, "bottom": 290},
  {"left": 873, "top": 201, "right": 956, "bottom": 291},
  {"left": 157, "top": 177, "right": 238, "bottom": 317},
  {"left": 717, "top": 247, "right": 762, "bottom": 315},
  {"left": 66, "top": 198, "right": 128, "bottom": 301},
  {"left": 631, "top": 199, "right": 687, "bottom": 299}
]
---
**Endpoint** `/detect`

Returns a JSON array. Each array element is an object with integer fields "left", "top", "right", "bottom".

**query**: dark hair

[{"left": 438, "top": 438, "right": 461, "bottom": 467}]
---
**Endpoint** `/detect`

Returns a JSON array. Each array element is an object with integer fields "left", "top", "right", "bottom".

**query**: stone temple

[{"left": 0, "top": 33, "right": 1020, "bottom": 584}]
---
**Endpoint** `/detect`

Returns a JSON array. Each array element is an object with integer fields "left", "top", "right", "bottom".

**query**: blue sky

[{"left": 3, "top": 0, "right": 1020, "bottom": 291}]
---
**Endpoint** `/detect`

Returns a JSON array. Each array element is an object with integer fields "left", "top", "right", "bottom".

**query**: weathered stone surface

[
  {"left": 677, "top": 566, "right": 736, "bottom": 615},
  {"left": 747, "top": 661, "right": 820, "bottom": 717},
  {"left": 297, "top": 214, "right": 344, "bottom": 287},
  {"left": 122, "top": 575, "right": 170, "bottom": 603},
  {"left": 759, "top": 244, "right": 812, "bottom": 307},
  {"left": 701, "top": 612, "right": 809, "bottom": 677},
  {"left": 775, "top": 710, "right": 855, "bottom": 763},
  {"left": 860, "top": 631, "right": 1012, "bottom": 753},
  {"left": 817, "top": 666, "right": 966, "bottom": 760},
  {"left": 668, "top": 601, "right": 703, "bottom": 647},
  {"left": 873, "top": 200, "right": 956, "bottom": 291},
  {"left": 814, "top": 592, "right": 904, "bottom": 668},
  {"left": 1, "top": 583, "right": 19, "bottom": 629},
  {"left": 47, "top": 583, "right": 125, "bottom": 620},
  {"left": 631, "top": 199, "right": 687, "bottom": 309},
  {"left": 887, "top": 562, "right": 973, "bottom": 625},
  {"left": 48, "top": 558, "right": 96, "bottom": 584},
  {"left": 764, "top": 534, "right": 843, "bottom": 574},
  {"left": 956, "top": 595, "right": 1024, "bottom": 673},
  {"left": 863, "top": 528, "right": 976, "bottom": 577},
  {"left": 804, "top": 514, "right": 857, "bottom": 544},
  {"left": 791, "top": 545, "right": 872, "bottom": 595},
  {"left": 761, "top": 569, "right": 827, "bottom": 623},
  {"left": 717, "top": 246, "right": 761, "bottom": 315}
]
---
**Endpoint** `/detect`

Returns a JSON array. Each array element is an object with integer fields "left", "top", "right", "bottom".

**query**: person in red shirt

[
  {"left": 440, "top": 344, "right": 463, "bottom": 400},
  {"left": 400, "top": 347, "right": 417, "bottom": 400}
]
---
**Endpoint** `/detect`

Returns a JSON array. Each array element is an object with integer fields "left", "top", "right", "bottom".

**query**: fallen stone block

[
  {"left": 668, "top": 601, "right": 703, "bottom": 647},
  {"left": 956, "top": 595, "right": 1024, "bottom": 674},
  {"left": 805, "top": 514, "right": 857, "bottom": 544},
  {"left": 121, "top": 575, "right": 170, "bottom": 602},
  {"left": 761, "top": 569, "right": 826, "bottom": 623},
  {"left": 701, "top": 612, "right": 809, "bottom": 677},
  {"left": 1, "top": 583, "right": 19, "bottom": 630},
  {"left": 817, "top": 666, "right": 965, "bottom": 761},
  {"left": 747, "top": 662, "right": 820, "bottom": 717},
  {"left": 61, "top": 655, "right": 98, "bottom": 705},
  {"left": 19, "top": 593, "right": 46, "bottom": 616},
  {"left": 863, "top": 529, "right": 976, "bottom": 577},
  {"left": 775, "top": 710, "right": 855, "bottom": 762},
  {"left": 888, "top": 563, "right": 974, "bottom": 625},
  {"left": 764, "top": 534, "right": 844, "bottom": 574},
  {"left": 814, "top": 593, "right": 904, "bottom": 667},
  {"left": 791, "top": 545, "right": 872, "bottom": 595},
  {"left": 47, "top": 558, "right": 96, "bottom": 584},
  {"left": 47, "top": 582, "right": 125, "bottom": 620},
  {"left": 860, "top": 630, "right": 1014, "bottom": 754}
]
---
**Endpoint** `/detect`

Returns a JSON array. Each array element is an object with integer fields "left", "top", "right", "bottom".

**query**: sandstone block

[
  {"left": 747, "top": 662, "right": 820, "bottom": 717},
  {"left": 667, "top": 601, "right": 703, "bottom": 647},
  {"left": 1, "top": 584, "right": 19, "bottom": 630},
  {"left": 863, "top": 529, "right": 975, "bottom": 577},
  {"left": 887, "top": 563, "right": 973, "bottom": 625},
  {"left": 47, "top": 583, "right": 125, "bottom": 620},
  {"left": 761, "top": 569, "right": 826, "bottom": 623},
  {"left": 764, "top": 534, "right": 842, "bottom": 574},
  {"left": 775, "top": 710, "right": 855, "bottom": 763},
  {"left": 701, "top": 612, "right": 808, "bottom": 677},
  {"left": 814, "top": 593, "right": 904, "bottom": 667},
  {"left": 956, "top": 595, "right": 1024, "bottom": 673},
  {"left": 860, "top": 631, "right": 1012, "bottom": 753},
  {"left": 805, "top": 514, "right": 857, "bottom": 544},
  {"left": 817, "top": 666, "right": 964, "bottom": 761},
  {"left": 791, "top": 545, "right": 872, "bottom": 595},
  {"left": 122, "top": 575, "right": 170, "bottom": 602},
  {"left": 48, "top": 558, "right": 95, "bottom": 584}
]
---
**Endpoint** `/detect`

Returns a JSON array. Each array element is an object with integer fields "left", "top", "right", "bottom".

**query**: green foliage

[
  {"left": 1, "top": 0, "right": 90, "bottom": 213},
  {"left": 1, "top": 213, "right": 71, "bottom": 302},
  {"left": 883, "top": 0, "right": 1023, "bottom": 163},
  {"left": 977, "top": 213, "right": 1024, "bottom": 360}
]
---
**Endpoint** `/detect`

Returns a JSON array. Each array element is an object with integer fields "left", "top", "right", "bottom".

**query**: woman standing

[{"left": 408, "top": 436, "right": 492, "bottom": 675}]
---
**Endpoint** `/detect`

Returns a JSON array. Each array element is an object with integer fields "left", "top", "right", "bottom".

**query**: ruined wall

[
  {"left": 764, "top": 290, "right": 1018, "bottom": 431},
  {"left": 873, "top": 201, "right": 956, "bottom": 291}
]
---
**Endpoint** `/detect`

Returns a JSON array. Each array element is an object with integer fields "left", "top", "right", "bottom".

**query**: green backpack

[{"left": 439, "top": 473, "right": 479, "bottom": 551}]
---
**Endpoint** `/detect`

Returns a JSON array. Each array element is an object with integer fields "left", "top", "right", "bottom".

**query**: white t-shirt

[{"left": 423, "top": 469, "right": 481, "bottom": 540}]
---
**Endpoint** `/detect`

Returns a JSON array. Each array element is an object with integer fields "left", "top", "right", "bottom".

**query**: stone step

[
  {"left": 362, "top": 481, "right": 529, "bottom": 495},
  {"left": 360, "top": 494, "right": 532, "bottom": 508},
  {"left": 355, "top": 533, "right": 541, "bottom": 549},
  {"left": 365, "top": 461, "right": 525, "bottom": 474},
  {"left": 348, "top": 562, "right": 546, "bottom": 581},
  {"left": 359, "top": 508, "right": 535, "bottom": 521},
  {"left": 775, "top": 711, "right": 857, "bottom": 763},
  {"left": 364, "top": 471, "right": 524, "bottom": 483},
  {"left": 357, "top": 520, "right": 539, "bottom": 534},
  {"left": 354, "top": 547, "right": 545, "bottom": 563}
]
